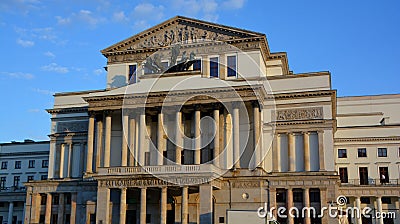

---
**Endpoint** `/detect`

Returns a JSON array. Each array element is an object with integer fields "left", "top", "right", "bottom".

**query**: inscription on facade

[
  {"left": 274, "top": 107, "right": 323, "bottom": 121},
  {"left": 56, "top": 121, "right": 88, "bottom": 133},
  {"left": 98, "top": 177, "right": 212, "bottom": 188}
]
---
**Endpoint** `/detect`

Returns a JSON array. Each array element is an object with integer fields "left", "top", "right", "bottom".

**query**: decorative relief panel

[
  {"left": 274, "top": 107, "right": 323, "bottom": 121},
  {"left": 57, "top": 121, "right": 88, "bottom": 133}
]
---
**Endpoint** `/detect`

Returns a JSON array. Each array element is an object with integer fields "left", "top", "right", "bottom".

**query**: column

[
  {"left": 270, "top": 188, "right": 277, "bottom": 219},
  {"left": 213, "top": 108, "right": 220, "bottom": 167},
  {"left": 272, "top": 134, "right": 279, "bottom": 172},
  {"left": 104, "top": 111, "right": 112, "bottom": 167},
  {"left": 96, "top": 187, "right": 110, "bottom": 224},
  {"left": 95, "top": 117, "right": 103, "bottom": 170},
  {"left": 70, "top": 193, "right": 77, "bottom": 224},
  {"left": 57, "top": 193, "right": 65, "bottom": 224},
  {"left": 287, "top": 188, "right": 294, "bottom": 224},
  {"left": 48, "top": 141, "right": 56, "bottom": 179},
  {"left": 63, "top": 144, "right": 70, "bottom": 178},
  {"left": 377, "top": 197, "right": 384, "bottom": 224},
  {"left": 317, "top": 130, "right": 325, "bottom": 171},
  {"left": 129, "top": 113, "right": 136, "bottom": 166},
  {"left": 140, "top": 187, "right": 147, "bottom": 224},
  {"left": 120, "top": 188, "right": 127, "bottom": 224},
  {"left": 59, "top": 144, "right": 65, "bottom": 178},
  {"left": 67, "top": 143, "right": 73, "bottom": 177},
  {"left": 355, "top": 197, "right": 362, "bottom": 224},
  {"left": 7, "top": 201, "right": 14, "bottom": 224},
  {"left": 175, "top": 110, "right": 182, "bottom": 164},
  {"left": 44, "top": 193, "right": 52, "bottom": 224},
  {"left": 219, "top": 109, "right": 225, "bottom": 167},
  {"left": 157, "top": 111, "right": 165, "bottom": 166},
  {"left": 181, "top": 186, "right": 189, "bottom": 224},
  {"left": 160, "top": 187, "right": 167, "bottom": 224},
  {"left": 138, "top": 111, "right": 146, "bottom": 165},
  {"left": 253, "top": 101, "right": 260, "bottom": 168},
  {"left": 304, "top": 188, "right": 311, "bottom": 224},
  {"left": 86, "top": 113, "right": 95, "bottom": 173},
  {"left": 232, "top": 103, "right": 240, "bottom": 169},
  {"left": 288, "top": 133, "right": 296, "bottom": 172},
  {"left": 199, "top": 184, "right": 213, "bottom": 224},
  {"left": 303, "top": 132, "right": 311, "bottom": 171},
  {"left": 122, "top": 114, "right": 129, "bottom": 166},
  {"left": 194, "top": 107, "right": 201, "bottom": 164}
]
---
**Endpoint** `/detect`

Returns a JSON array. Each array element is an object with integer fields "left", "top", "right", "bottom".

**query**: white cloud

[
  {"left": 56, "top": 16, "right": 71, "bottom": 25},
  {"left": 113, "top": 11, "right": 128, "bottom": 22},
  {"left": 132, "top": 3, "right": 164, "bottom": 28},
  {"left": 32, "top": 88, "right": 55, "bottom": 95},
  {"left": 57, "top": 9, "right": 106, "bottom": 28},
  {"left": 44, "top": 51, "right": 55, "bottom": 58},
  {"left": 0, "top": 71, "right": 34, "bottom": 79},
  {"left": 28, "top": 109, "right": 41, "bottom": 113},
  {"left": 16, "top": 38, "right": 34, "bottom": 47},
  {"left": 93, "top": 68, "right": 104, "bottom": 75},
  {"left": 41, "top": 63, "right": 69, "bottom": 74},
  {"left": 222, "top": 0, "right": 245, "bottom": 9}
]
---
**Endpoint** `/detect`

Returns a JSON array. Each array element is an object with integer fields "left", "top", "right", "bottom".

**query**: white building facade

[
  {"left": 23, "top": 16, "right": 399, "bottom": 224},
  {"left": 0, "top": 140, "right": 49, "bottom": 224}
]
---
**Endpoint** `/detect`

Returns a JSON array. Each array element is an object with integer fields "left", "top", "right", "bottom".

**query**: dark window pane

[
  {"left": 210, "top": 57, "right": 219, "bottom": 77},
  {"left": 227, "top": 55, "right": 237, "bottom": 77}
]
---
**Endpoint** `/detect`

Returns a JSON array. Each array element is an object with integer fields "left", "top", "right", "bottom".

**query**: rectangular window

[
  {"left": 15, "top": 161, "right": 21, "bottom": 169},
  {"left": 293, "top": 189, "right": 303, "bottom": 202},
  {"left": 42, "top": 160, "right": 49, "bottom": 168},
  {"left": 309, "top": 189, "right": 320, "bottom": 203},
  {"left": 65, "top": 193, "right": 71, "bottom": 204},
  {"left": 52, "top": 194, "right": 59, "bottom": 205},
  {"left": 360, "top": 197, "right": 370, "bottom": 204},
  {"left": 27, "top": 176, "right": 34, "bottom": 182},
  {"left": 41, "top": 175, "right": 47, "bottom": 180},
  {"left": 219, "top": 217, "right": 225, "bottom": 223},
  {"left": 40, "top": 194, "right": 47, "bottom": 205},
  {"left": 378, "top": 148, "right": 387, "bottom": 157},
  {"left": 227, "top": 55, "right": 237, "bottom": 77},
  {"left": 1, "top": 161, "right": 7, "bottom": 169},
  {"left": 28, "top": 160, "right": 35, "bottom": 168},
  {"left": 379, "top": 167, "right": 389, "bottom": 183},
  {"left": 193, "top": 59, "right": 201, "bottom": 71},
  {"left": 357, "top": 148, "right": 367, "bottom": 157},
  {"left": 13, "top": 176, "right": 20, "bottom": 187},
  {"left": 128, "top": 64, "right": 137, "bottom": 83},
  {"left": 276, "top": 189, "right": 286, "bottom": 203},
  {"left": 0, "top": 177, "right": 6, "bottom": 188},
  {"left": 359, "top": 167, "right": 369, "bottom": 185},
  {"left": 339, "top": 167, "right": 348, "bottom": 183},
  {"left": 381, "top": 197, "right": 391, "bottom": 204},
  {"left": 209, "top": 57, "right": 219, "bottom": 77},
  {"left": 338, "top": 149, "right": 347, "bottom": 158}
]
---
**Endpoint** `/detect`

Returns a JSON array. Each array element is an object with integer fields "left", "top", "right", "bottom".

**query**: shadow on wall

[{"left": 109, "top": 75, "right": 126, "bottom": 88}]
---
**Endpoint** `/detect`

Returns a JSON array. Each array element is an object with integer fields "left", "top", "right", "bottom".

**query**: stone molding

[{"left": 273, "top": 107, "right": 323, "bottom": 121}]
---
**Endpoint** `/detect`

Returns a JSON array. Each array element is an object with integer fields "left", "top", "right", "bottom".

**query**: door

[
  {"left": 379, "top": 167, "right": 389, "bottom": 184},
  {"left": 359, "top": 167, "right": 368, "bottom": 185}
]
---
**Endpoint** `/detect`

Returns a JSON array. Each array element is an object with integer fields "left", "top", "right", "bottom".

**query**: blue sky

[{"left": 0, "top": 0, "right": 399, "bottom": 142}]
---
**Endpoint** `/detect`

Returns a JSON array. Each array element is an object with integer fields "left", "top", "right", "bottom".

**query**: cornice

[
  {"left": 0, "top": 151, "right": 49, "bottom": 157},
  {"left": 268, "top": 90, "right": 335, "bottom": 100},
  {"left": 335, "top": 136, "right": 400, "bottom": 142},
  {"left": 47, "top": 107, "right": 88, "bottom": 115}
]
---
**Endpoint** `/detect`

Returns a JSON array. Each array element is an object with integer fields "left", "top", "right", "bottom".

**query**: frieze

[
  {"left": 98, "top": 177, "right": 212, "bottom": 188},
  {"left": 56, "top": 121, "right": 88, "bottom": 133},
  {"left": 274, "top": 107, "right": 323, "bottom": 121},
  {"left": 232, "top": 181, "right": 260, "bottom": 188}
]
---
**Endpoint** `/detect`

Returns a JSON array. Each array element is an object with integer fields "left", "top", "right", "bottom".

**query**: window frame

[
  {"left": 28, "top": 160, "right": 35, "bottom": 168},
  {"left": 209, "top": 56, "right": 219, "bottom": 78},
  {"left": 357, "top": 148, "right": 367, "bottom": 158},
  {"left": 1, "top": 161, "right": 7, "bottom": 169},
  {"left": 128, "top": 63, "right": 138, "bottom": 84},
  {"left": 13, "top": 176, "right": 20, "bottom": 187},
  {"left": 339, "top": 167, "right": 348, "bottom": 183},
  {"left": 226, "top": 54, "right": 238, "bottom": 78},
  {"left": 15, "top": 161, "right": 21, "bottom": 169},
  {"left": 377, "top": 148, "right": 387, "bottom": 157},
  {"left": 338, "top": 149, "right": 347, "bottom": 158},
  {"left": 42, "top": 160, "right": 49, "bottom": 168}
]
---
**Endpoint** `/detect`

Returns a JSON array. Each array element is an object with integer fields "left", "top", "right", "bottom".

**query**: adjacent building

[
  {"left": 0, "top": 140, "right": 49, "bottom": 224},
  {"left": 22, "top": 16, "right": 399, "bottom": 224}
]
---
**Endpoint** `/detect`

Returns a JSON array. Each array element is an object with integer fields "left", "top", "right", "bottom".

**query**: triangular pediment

[{"left": 101, "top": 16, "right": 265, "bottom": 54}]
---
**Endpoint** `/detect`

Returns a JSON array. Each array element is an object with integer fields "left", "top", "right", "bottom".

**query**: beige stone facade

[{"left": 23, "top": 16, "right": 399, "bottom": 224}]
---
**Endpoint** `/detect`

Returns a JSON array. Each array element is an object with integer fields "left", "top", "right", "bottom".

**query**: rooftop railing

[{"left": 340, "top": 179, "right": 399, "bottom": 186}]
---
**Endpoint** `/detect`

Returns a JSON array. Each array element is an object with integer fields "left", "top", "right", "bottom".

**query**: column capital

[{"left": 317, "top": 130, "right": 324, "bottom": 134}]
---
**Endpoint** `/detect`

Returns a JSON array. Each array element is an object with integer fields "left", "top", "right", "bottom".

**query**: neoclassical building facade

[{"left": 23, "top": 16, "right": 399, "bottom": 224}]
